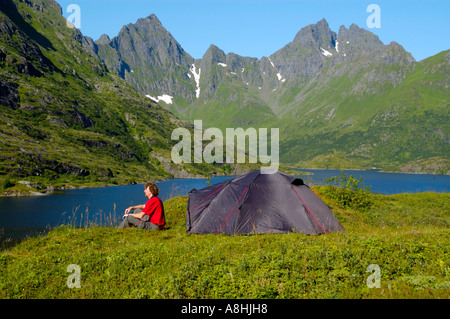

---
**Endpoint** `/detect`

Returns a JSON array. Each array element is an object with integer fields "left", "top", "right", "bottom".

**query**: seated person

[{"left": 117, "top": 182, "right": 165, "bottom": 231}]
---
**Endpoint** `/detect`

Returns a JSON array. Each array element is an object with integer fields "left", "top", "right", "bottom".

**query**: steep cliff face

[
  {"left": 270, "top": 18, "right": 337, "bottom": 81},
  {"left": 95, "top": 14, "right": 196, "bottom": 113}
]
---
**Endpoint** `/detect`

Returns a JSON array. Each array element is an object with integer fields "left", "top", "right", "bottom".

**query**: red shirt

[{"left": 142, "top": 196, "right": 165, "bottom": 226}]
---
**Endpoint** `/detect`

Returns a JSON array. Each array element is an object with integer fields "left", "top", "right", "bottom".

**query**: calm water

[
  {"left": 0, "top": 170, "right": 449, "bottom": 247},
  {"left": 0, "top": 177, "right": 233, "bottom": 247},
  {"left": 294, "top": 169, "right": 450, "bottom": 194}
]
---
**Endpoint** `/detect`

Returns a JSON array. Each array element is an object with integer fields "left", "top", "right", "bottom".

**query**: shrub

[
  {"left": 2, "top": 178, "right": 14, "bottom": 190},
  {"left": 322, "top": 171, "right": 374, "bottom": 211}
]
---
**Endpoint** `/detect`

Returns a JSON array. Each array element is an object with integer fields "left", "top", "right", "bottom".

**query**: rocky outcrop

[
  {"left": 71, "top": 107, "right": 95, "bottom": 128},
  {"left": 0, "top": 79, "right": 20, "bottom": 109}
]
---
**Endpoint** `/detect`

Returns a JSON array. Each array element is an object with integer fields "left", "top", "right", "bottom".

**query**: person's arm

[
  {"left": 127, "top": 210, "right": 146, "bottom": 219},
  {"left": 124, "top": 204, "right": 145, "bottom": 214},
  {"left": 123, "top": 204, "right": 146, "bottom": 219}
]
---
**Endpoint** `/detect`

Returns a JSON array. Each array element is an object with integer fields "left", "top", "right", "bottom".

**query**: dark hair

[{"left": 144, "top": 182, "right": 159, "bottom": 197}]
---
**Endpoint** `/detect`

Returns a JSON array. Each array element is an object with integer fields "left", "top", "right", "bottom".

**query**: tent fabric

[{"left": 186, "top": 170, "right": 345, "bottom": 235}]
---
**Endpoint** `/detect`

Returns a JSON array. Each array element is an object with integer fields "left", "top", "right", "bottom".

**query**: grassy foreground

[{"left": 0, "top": 190, "right": 449, "bottom": 299}]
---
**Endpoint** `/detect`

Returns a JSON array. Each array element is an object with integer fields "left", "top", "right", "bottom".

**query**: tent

[{"left": 186, "top": 170, "right": 345, "bottom": 235}]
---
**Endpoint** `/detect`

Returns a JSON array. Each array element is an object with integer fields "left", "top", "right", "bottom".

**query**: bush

[
  {"left": 322, "top": 171, "right": 374, "bottom": 211},
  {"left": 2, "top": 178, "right": 14, "bottom": 190}
]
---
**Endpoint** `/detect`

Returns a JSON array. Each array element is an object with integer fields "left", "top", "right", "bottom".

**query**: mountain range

[
  {"left": 93, "top": 13, "right": 449, "bottom": 174},
  {"left": 0, "top": 0, "right": 448, "bottom": 196}
]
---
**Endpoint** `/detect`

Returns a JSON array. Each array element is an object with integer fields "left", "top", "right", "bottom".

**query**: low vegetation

[{"left": 1, "top": 179, "right": 448, "bottom": 299}]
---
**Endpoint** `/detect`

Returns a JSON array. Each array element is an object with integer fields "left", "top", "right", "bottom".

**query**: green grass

[{"left": 1, "top": 190, "right": 448, "bottom": 299}]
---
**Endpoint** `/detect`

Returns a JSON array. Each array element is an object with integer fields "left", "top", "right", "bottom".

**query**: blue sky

[{"left": 55, "top": 0, "right": 449, "bottom": 61}]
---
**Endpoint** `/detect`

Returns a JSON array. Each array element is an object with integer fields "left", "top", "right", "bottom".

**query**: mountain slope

[{"left": 277, "top": 41, "right": 448, "bottom": 171}]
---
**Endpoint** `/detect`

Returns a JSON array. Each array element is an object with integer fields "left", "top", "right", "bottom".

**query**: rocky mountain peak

[
  {"left": 201, "top": 44, "right": 226, "bottom": 64},
  {"left": 267, "top": 19, "right": 338, "bottom": 81},
  {"left": 131, "top": 14, "right": 164, "bottom": 35},
  {"left": 95, "top": 34, "right": 111, "bottom": 45},
  {"left": 95, "top": 12, "right": 195, "bottom": 105},
  {"left": 293, "top": 18, "right": 337, "bottom": 52},
  {"left": 337, "top": 23, "right": 384, "bottom": 53}
]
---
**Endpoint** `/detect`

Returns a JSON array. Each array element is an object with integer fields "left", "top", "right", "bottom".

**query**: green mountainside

[
  {"left": 96, "top": 16, "right": 449, "bottom": 174},
  {"left": 0, "top": 0, "right": 233, "bottom": 196}
]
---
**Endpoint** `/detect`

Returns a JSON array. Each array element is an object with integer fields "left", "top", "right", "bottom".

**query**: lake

[
  {"left": 1, "top": 170, "right": 449, "bottom": 247},
  {"left": 293, "top": 169, "right": 450, "bottom": 194}
]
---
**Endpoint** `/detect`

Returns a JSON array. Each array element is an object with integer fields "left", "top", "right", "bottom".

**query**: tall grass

[
  {"left": 59, "top": 203, "right": 118, "bottom": 229},
  {"left": 58, "top": 183, "right": 188, "bottom": 230}
]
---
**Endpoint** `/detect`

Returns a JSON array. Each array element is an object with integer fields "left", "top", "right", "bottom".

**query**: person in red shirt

[{"left": 117, "top": 182, "right": 165, "bottom": 231}]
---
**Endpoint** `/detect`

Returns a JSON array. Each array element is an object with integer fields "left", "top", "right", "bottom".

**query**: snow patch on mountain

[
  {"left": 190, "top": 64, "right": 201, "bottom": 98},
  {"left": 321, "top": 47, "right": 333, "bottom": 57},
  {"left": 146, "top": 94, "right": 174, "bottom": 104},
  {"left": 276, "top": 72, "right": 286, "bottom": 82}
]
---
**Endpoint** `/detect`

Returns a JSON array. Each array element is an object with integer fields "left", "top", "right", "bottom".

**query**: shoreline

[{"left": 0, "top": 173, "right": 229, "bottom": 198}]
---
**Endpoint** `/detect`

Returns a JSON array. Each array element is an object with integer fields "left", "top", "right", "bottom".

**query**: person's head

[{"left": 144, "top": 182, "right": 159, "bottom": 198}]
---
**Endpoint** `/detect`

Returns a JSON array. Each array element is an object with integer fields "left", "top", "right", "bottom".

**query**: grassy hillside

[
  {"left": 0, "top": 0, "right": 170, "bottom": 190},
  {"left": 1, "top": 189, "right": 448, "bottom": 299}
]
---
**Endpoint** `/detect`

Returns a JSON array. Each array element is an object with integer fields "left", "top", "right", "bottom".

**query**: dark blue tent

[{"left": 186, "top": 170, "right": 345, "bottom": 235}]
